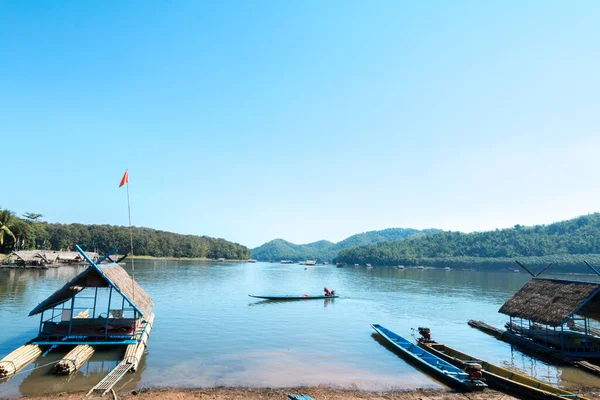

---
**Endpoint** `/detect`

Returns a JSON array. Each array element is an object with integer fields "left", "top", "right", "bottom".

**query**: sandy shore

[{"left": 12, "top": 386, "right": 600, "bottom": 400}]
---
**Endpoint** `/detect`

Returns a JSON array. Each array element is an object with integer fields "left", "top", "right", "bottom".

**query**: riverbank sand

[{"left": 13, "top": 386, "right": 600, "bottom": 400}]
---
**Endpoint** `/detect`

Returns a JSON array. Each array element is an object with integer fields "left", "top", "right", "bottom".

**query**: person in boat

[{"left": 324, "top": 287, "right": 335, "bottom": 296}]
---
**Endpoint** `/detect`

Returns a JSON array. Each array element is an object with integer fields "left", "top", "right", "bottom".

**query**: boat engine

[
  {"left": 418, "top": 327, "right": 431, "bottom": 341},
  {"left": 464, "top": 362, "right": 483, "bottom": 380}
]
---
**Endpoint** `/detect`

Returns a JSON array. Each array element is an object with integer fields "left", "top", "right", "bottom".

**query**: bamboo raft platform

[
  {"left": 87, "top": 360, "right": 132, "bottom": 397},
  {"left": 0, "top": 344, "right": 43, "bottom": 377},
  {"left": 124, "top": 312, "right": 154, "bottom": 371},
  {"left": 468, "top": 320, "right": 600, "bottom": 376},
  {"left": 53, "top": 310, "right": 96, "bottom": 375},
  {"left": 54, "top": 345, "right": 95, "bottom": 375},
  {"left": 87, "top": 312, "right": 154, "bottom": 397},
  {"left": 1, "top": 247, "right": 155, "bottom": 396}
]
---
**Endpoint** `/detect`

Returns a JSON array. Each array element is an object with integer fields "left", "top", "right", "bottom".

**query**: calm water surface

[{"left": 1, "top": 261, "right": 600, "bottom": 397}]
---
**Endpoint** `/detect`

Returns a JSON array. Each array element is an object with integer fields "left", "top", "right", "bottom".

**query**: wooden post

[{"left": 105, "top": 287, "right": 113, "bottom": 336}]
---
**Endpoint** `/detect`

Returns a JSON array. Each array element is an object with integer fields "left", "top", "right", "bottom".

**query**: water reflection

[{"left": 248, "top": 298, "right": 335, "bottom": 307}]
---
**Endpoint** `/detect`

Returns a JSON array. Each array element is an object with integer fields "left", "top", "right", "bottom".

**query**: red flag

[{"left": 119, "top": 170, "right": 129, "bottom": 187}]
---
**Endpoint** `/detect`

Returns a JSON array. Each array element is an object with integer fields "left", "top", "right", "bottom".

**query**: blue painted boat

[
  {"left": 248, "top": 294, "right": 338, "bottom": 300},
  {"left": 287, "top": 394, "right": 315, "bottom": 400},
  {"left": 371, "top": 324, "right": 487, "bottom": 392}
]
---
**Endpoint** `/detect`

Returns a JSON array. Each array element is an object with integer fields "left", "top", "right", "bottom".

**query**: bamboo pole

[
  {"left": 124, "top": 312, "right": 154, "bottom": 372},
  {"left": 53, "top": 345, "right": 95, "bottom": 375},
  {"left": 0, "top": 344, "right": 42, "bottom": 377}
]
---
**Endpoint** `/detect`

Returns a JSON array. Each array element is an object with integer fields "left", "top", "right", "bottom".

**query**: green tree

[
  {"left": 22, "top": 212, "right": 44, "bottom": 222},
  {"left": 0, "top": 209, "right": 16, "bottom": 246}
]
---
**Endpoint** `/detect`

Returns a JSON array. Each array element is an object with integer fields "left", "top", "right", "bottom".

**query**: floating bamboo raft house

[
  {"left": 1, "top": 250, "right": 100, "bottom": 268},
  {"left": 499, "top": 277, "right": 600, "bottom": 358},
  {"left": 0, "top": 245, "right": 154, "bottom": 395}
]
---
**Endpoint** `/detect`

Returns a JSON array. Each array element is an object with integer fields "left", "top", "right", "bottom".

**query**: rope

[{"left": 10, "top": 360, "right": 60, "bottom": 376}]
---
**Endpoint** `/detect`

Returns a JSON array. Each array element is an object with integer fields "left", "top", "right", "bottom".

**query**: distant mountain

[
  {"left": 251, "top": 228, "right": 440, "bottom": 262},
  {"left": 334, "top": 213, "right": 600, "bottom": 270}
]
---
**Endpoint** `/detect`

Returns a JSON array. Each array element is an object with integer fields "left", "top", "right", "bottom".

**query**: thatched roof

[
  {"left": 37, "top": 251, "right": 58, "bottom": 263},
  {"left": 56, "top": 251, "right": 84, "bottom": 261},
  {"left": 11, "top": 251, "right": 40, "bottom": 262},
  {"left": 55, "top": 251, "right": 99, "bottom": 261},
  {"left": 499, "top": 278, "right": 600, "bottom": 327},
  {"left": 29, "top": 264, "right": 153, "bottom": 317}
]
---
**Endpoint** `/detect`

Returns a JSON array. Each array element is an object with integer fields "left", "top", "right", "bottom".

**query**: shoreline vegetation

[
  {"left": 251, "top": 228, "right": 440, "bottom": 264},
  {"left": 5, "top": 210, "right": 600, "bottom": 273},
  {"left": 0, "top": 208, "right": 251, "bottom": 261},
  {"left": 130, "top": 255, "right": 249, "bottom": 262},
  {"left": 334, "top": 213, "right": 600, "bottom": 272}
]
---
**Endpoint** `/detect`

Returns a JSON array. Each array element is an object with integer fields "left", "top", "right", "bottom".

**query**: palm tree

[
  {"left": 22, "top": 212, "right": 44, "bottom": 222},
  {"left": 0, "top": 209, "right": 16, "bottom": 246}
]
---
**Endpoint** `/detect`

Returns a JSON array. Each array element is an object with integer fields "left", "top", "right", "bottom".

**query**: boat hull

[
  {"left": 248, "top": 294, "right": 339, "bottom": 300},
  {"left": 371, "top": 324, "right": 486, "bottom": 392},
  {"left": 417, "top": 340, "right": 589, "bottom": 400}
]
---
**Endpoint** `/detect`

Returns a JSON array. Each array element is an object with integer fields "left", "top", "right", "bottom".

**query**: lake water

[{"left": 1, "top": 261, "right": 600, "bottom": 398}]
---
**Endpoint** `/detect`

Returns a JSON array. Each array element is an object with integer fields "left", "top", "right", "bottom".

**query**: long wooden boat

[
  {"left": 371, "top": 324, "right": 486, "bottom": 392},
  {"left": 417, "top": 339, "right": 590, "bottom": 400},
  {"left": 248, "top": 294, "right": 339, "bottom": 300}
]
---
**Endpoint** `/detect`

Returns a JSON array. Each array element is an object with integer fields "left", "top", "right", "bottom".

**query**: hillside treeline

[
  {"left": 0, "top": 209, "right": 250, "bottom": 259},
  {"left": 251, "top": 228, "right": 439, "bottom": 262},
  {"left": 335, "top": 214, "right": 600, "bottom": 268}
]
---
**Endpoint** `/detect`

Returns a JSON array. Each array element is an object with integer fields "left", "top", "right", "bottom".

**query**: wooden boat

[
  {"left": 287, "top": 394, "right": 314, "bottom": 400},
  {"left": 371, "top": 324, "right": 486, "bottom": 392},
  {"left": 248, "top": 294, "right": 339, "bottom": 300},
  {"left": 417, "top": 339, "right": 589, "bottom": 400}
]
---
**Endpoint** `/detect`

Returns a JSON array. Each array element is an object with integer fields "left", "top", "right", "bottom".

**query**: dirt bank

[
  {"left": 14, "top": 386, "right": 600, "bottom": 400},
  {"left": 8, "top": 386, "right": 523, "bottom": 400}
]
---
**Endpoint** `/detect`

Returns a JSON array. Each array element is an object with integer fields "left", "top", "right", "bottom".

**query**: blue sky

[{"left": 1, "top": 1, "right": 599, "bottom": 248}]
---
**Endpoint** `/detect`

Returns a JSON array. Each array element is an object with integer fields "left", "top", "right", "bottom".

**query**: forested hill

[
  {"left": 0, "top": 211, "right": 250, "bottom": 260},
  {"left": 251, "top": 228, "right": 440, "bottom": 262},
  {"left": 334, "top": 213, "right": 600, "bottom": 268},
  {"left": 46, "top": 224, "right": 250, "bottom": 259}
]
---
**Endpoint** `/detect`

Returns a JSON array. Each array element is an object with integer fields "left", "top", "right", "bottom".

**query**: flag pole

[{"left": 126, "top": 172, "right": 135, "bottom": 300}]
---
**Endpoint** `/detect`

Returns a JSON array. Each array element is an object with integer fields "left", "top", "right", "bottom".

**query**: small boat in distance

[
  {"left": 366, "top": 263, "right": 373, "bottom": 268},
  {"left": 354, "top": 264, "right": 359, "bottom": 267},
  {"left": 281, "top": 260, "right": 294, "bottom": 264},
  {"left": 249, "top": 294, "right": 339, "bottom": 300},
  {"left": 217, "top": 258, "right": 225, "bottom": 262},
  {"left": 247, "top": 259, "right": 257, "bottom": 263},
  {"left": 417, "top": 265, "right": 425, "bottom": 269},
  {"left": 305, "top": 260, "right": 317, "bottom": 266},
  {"left": 323, "top": 261, "right": 329, "bottom": 265},
  {"left": 371, "top": 324, "right": 486, "bottom": 392},
  {"left": 417, "top": 338, "right": 589, "bottom": 400},
  {"left": 397, "top": 265, "right": 405, "bottom": 269},
  {"left": 444, "top": 267, "right": 451, "bottom": 271}
]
